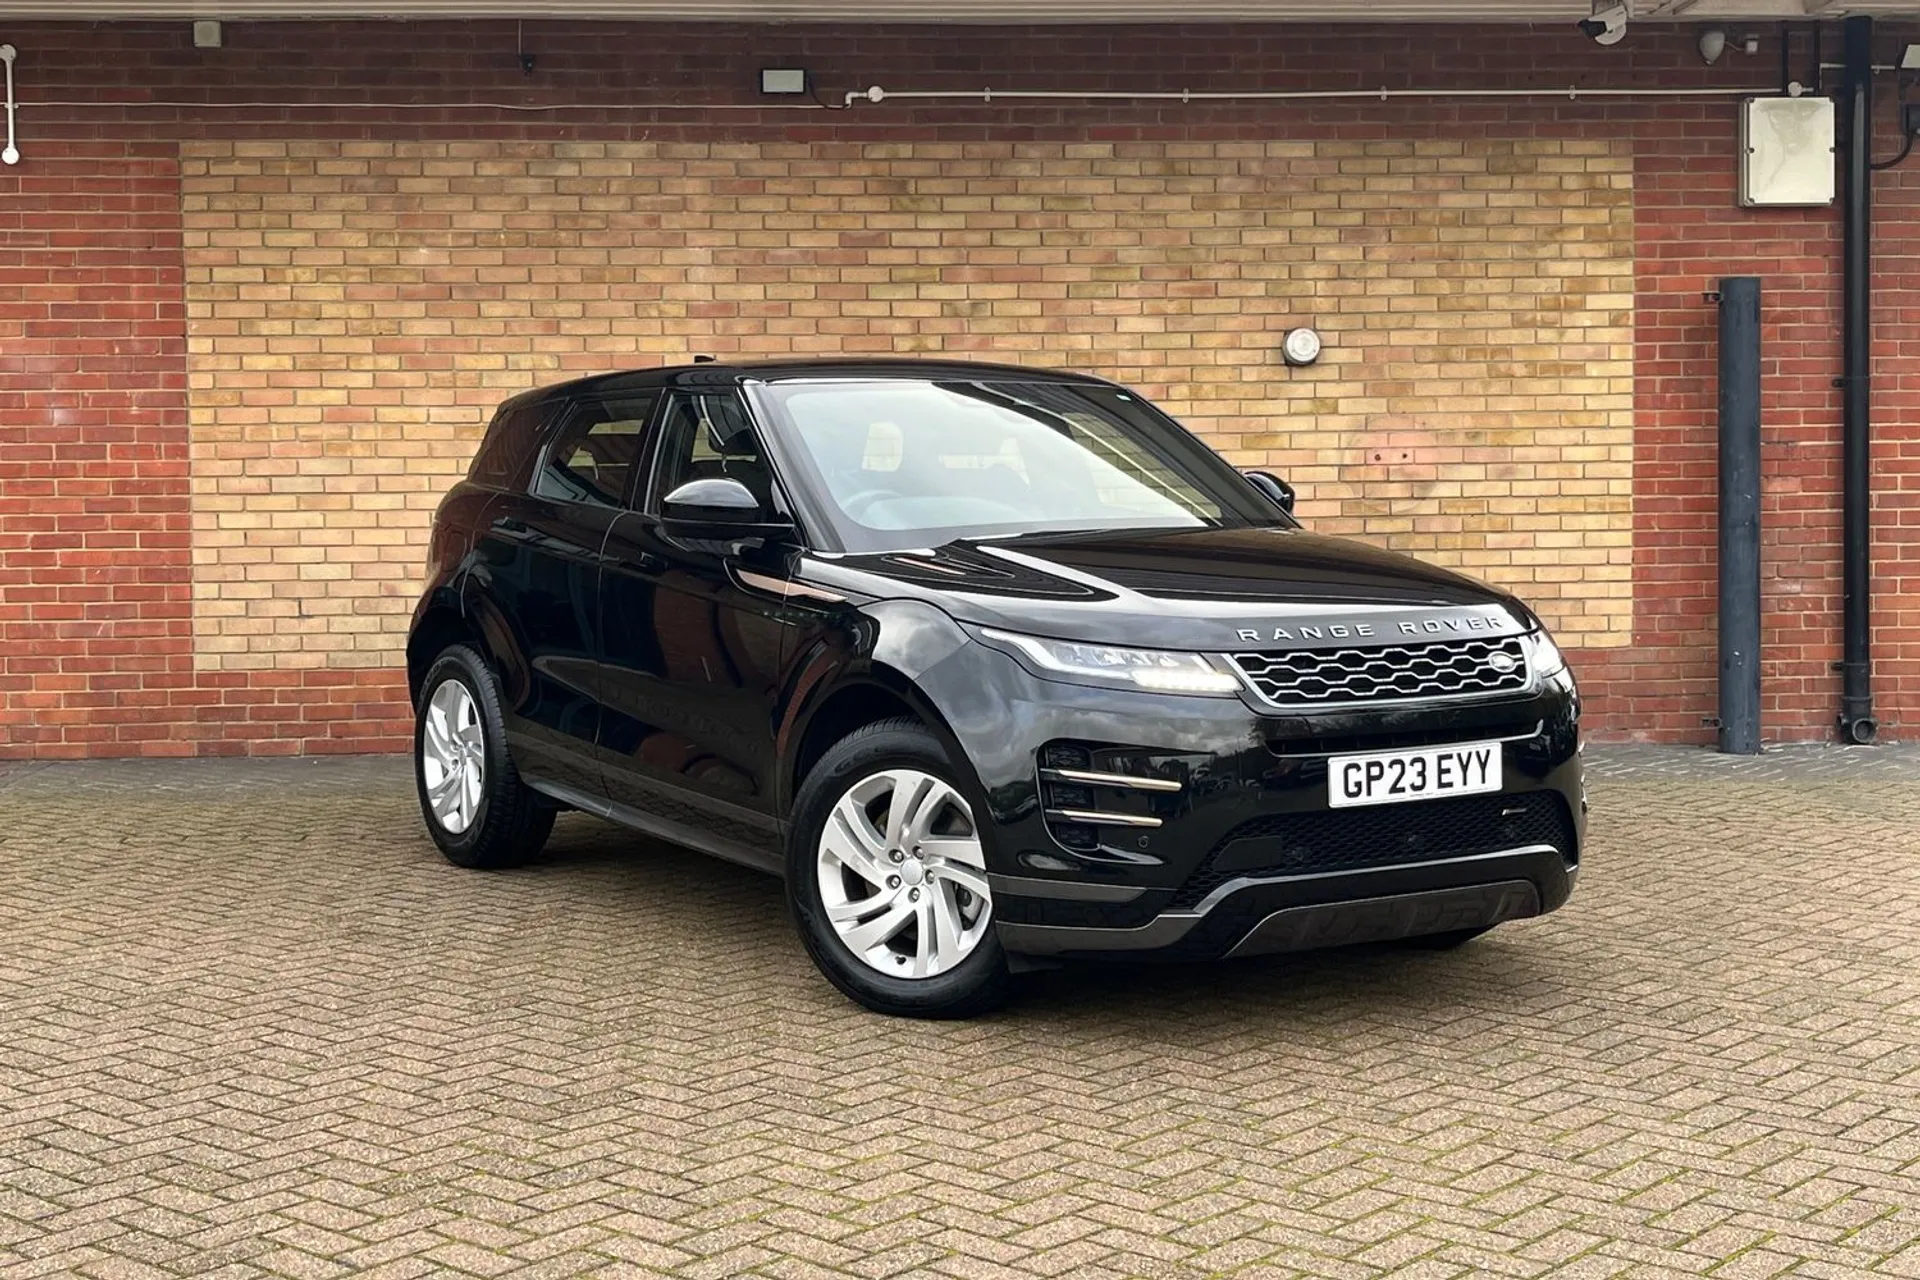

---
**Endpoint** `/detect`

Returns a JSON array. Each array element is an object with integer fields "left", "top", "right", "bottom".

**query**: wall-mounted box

[
  {"left": 1740, "top": 96, "right": 1836, "bottom": 208},
  {"left": 760, "top": 68, "right": 809, "bottom": 95}
]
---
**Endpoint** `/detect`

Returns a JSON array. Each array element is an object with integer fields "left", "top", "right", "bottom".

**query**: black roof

[{"left": 511, "top": 358, "right": 1119, "bottom": 405}]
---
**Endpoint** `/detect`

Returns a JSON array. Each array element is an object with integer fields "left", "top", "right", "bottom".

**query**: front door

[{"left": 594, "top": 389, "right": 796, "bottom": 864}]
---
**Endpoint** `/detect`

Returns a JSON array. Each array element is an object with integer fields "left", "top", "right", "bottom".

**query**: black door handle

[{"left": 496, "top": 516, "right": 530, "bottom": 534}]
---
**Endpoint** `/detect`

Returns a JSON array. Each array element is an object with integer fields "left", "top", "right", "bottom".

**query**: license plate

[{"left": 1328, "top": 741, "right": 1503, "bottom": 809}]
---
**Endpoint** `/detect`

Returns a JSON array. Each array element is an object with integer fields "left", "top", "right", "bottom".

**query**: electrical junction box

[{"left": 1739, "top": 96, "right": 1836, "bottom": 207}]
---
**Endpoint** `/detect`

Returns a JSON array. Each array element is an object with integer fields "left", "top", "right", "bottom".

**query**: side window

[
  {"left": 532, "top": 394, "right": 661, "bottom": 508},
  {"left": 470, "top": 399, "right": 549, "bottom": 487},
  {"left": 646, "top": 392, "right": 776, "bottom": 512}
]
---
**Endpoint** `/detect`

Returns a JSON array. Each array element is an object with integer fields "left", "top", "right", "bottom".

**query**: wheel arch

[
  {"left": 407, "top": 590, "right": 479, "bottom": 706},
  {"left": 409, "top": 585, "right": 532, "bottom": 710},
  {"left": 785, "top": 668, "right": 968, "bottom": 816},
  {"left": 779, "top": 598, "right": 1008, "bottom": 821}
]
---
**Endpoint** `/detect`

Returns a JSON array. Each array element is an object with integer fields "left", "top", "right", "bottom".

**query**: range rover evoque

[{"left": 408, "top": 360, "right": 1583, "bottom": 1017}]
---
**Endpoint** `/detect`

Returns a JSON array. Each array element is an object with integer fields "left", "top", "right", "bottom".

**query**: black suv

[{"left": 408, "top": 360, "right": 1583, "bottom": 1017}]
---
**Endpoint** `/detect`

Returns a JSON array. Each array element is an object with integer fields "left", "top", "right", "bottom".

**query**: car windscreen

[{"left": 753, "top": 379, "right": 1282, "bottom": 554}]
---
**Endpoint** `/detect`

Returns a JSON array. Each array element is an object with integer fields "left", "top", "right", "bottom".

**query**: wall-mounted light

[
  {"left": 1902, "top": 43, "right": 1920, "bottom": 71},
  {"left": 1281, "top": 327, "right": 1323, "bottom": 367},
  {"left": 192, "top": 20, "right": 221, "bottom": 49},
  {"left": 760, "top": 68, "right": 809, "bottom": 96}
]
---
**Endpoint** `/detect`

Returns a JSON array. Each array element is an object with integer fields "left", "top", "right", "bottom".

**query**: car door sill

[{"left": 525, "top": 777, "right": 785, "bottom": 878}]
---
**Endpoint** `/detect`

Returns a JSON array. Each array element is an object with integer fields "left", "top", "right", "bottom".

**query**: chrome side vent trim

[
  {"left": 1041, "top": 766, "right": 1182, "bottom": 793},
  {"left": 1046, "top": 808, "right": 1163, "bottom": 829}
]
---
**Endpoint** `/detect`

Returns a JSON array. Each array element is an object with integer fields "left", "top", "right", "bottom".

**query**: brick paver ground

[{"left": 2, "top": 747, "right": 1917, "bottom": 1279}]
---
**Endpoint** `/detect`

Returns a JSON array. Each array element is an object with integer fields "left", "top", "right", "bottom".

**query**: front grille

[
  {"left": 1167, "top": 789, "right": 1575, "bottom": 911},
  {"left": 1229, "top": 635, "right": 1530, "bottom": 710}
]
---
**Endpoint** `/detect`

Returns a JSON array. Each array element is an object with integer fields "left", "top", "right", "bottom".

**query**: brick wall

[
  {"left": 0, "top": 19, "right": 1915, "bottom": 754},
  {"left": 0, "top": 144, "right": 192, "bottom": 753},
  {"left": 181, "top": 136, "right": 1633, "bottom": 673}
]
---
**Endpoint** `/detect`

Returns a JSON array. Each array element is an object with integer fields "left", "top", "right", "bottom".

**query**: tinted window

[
  {"left": 470, "top": 398, "right": 552, "bottom": 487},
  {"left": 755, "top": 380, "right": 1280, "bottom": 553},
  {"left": 532, "top": 395, "right": 660, "bottom": 507},
  {"left": 647, "top": 392, "right": 776, "bottom": 512}
]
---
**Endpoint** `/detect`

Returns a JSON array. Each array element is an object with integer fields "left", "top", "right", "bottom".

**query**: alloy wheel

[
  {"left": 421, "top": 678, "right": 485, "bottom": 835},
  {"left": 816, "top": 768, "right": 992, "bottom": 978}
]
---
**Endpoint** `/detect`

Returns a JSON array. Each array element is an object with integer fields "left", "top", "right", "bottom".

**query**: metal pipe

[
  {"left": 1840, "top": 15, "right": 1878, "bottom": 745},
  {"left": 1717, "top": 277, "right": 1763, "bottom": 755}
]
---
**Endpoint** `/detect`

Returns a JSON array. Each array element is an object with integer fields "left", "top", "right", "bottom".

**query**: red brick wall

[
  {"left": 1581, "top": 89, "right": 1920, "bottom": 741},
  {"left": 0, "top": 146, "right": 408, "bottom": 757},
  {"left": 0, "top": 19, "right": 1915, "bottom": 755}
]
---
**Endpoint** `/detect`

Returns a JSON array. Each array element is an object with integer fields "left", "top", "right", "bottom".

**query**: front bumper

[
  {"left": 995, "top": 849, "right": 1574, "bottom": 962},
  {"left": 916, "top": 639, "right": 1584, "bottom": 963}
]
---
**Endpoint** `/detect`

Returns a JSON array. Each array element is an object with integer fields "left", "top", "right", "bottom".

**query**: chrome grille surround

[{"left": 1227, "top": 635, "right": 1531, "bottom": 710}]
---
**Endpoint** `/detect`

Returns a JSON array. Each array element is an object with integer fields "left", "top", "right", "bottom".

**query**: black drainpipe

[{"left": 1839, "top": 15, "right": 1879, "bottom": 744}]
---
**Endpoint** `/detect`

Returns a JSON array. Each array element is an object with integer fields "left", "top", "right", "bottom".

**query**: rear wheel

[
  {"left": 414, "top": 644, "right": 554, "bottom": 869},
  {"left": 788, "top": 719, "right": 1009, "bottom": 1018}
]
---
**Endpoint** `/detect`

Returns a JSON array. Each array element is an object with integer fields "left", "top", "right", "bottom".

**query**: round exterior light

[{"left": 1281, "top": 326, "right": 1322, "bottom": 367}]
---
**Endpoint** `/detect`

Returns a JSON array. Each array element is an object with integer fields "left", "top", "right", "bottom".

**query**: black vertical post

[
  {"left": 1839, "top": 15, "right": 1879, "bottom": 744},
  {"left": 1718, "top": 278, "right": 1763, "bottom": 755}
]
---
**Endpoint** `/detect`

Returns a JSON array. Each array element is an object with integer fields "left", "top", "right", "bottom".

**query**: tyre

[
  {"left": 787, "top": 718, "right": 1010, "bottom": 1018},
  {"left": 414, "top": 644, "right": 555, "bottom": 869}
]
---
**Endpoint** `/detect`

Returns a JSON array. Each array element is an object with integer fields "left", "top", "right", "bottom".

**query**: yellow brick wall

[{"left": 180, "top": 138, "right": 1633, "bottom": 670}]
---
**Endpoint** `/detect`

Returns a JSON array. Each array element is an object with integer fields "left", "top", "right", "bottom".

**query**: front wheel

[{"left": 787, "top": 719, "right": 1009, "bottom": 1018}]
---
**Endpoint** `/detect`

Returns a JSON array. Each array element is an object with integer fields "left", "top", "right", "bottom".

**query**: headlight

[
  {"left": 978, "top": 628, "right": 1242, "bottom": 696},
  {"left": 1520, "top": 628, "right": 1569, "bottom": 681}
]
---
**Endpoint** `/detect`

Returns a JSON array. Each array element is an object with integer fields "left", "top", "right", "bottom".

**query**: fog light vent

[
  {"left": 1047, "top": 783, "right": 1093, "bottom": 809},
  {"left": 1051, "top": 823, "right": 1099, "bottom": 851},
  {"left": 1042, "top": 743, "right": 1090, "bottom": 771}
]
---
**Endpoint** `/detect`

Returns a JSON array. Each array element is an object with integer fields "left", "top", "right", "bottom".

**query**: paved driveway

[{"left": 2, "top": 747, "right": 1918, "bottom": 1279}]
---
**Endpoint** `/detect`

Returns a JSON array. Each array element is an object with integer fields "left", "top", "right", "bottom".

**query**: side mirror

[
  {"left": 1244, "top": 469, "right": 1296, "bottom": 515},
  {"left": 659, "top": 477, "right": 793, "bottom": 543}
]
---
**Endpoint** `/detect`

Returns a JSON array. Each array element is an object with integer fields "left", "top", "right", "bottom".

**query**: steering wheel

[{"left": 839, "top": 488, "right": 907, "bottom": 523}]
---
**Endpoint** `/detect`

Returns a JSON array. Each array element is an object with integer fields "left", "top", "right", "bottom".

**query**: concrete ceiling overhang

[{"left": 0, "top": 1, "right": 1913, "bottom": 20}]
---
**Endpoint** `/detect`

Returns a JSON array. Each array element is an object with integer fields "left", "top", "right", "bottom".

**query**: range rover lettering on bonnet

[{"left": 1235, "top": 613, "right": 1498, "bottom": 645}]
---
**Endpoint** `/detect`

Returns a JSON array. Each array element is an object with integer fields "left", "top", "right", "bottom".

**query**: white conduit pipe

[
  {"left": 25, "top": 99, "right": 829, "bottom": 112},
  {"left": 845, "top": 84, "right": 1770, "bottom": 106},
  {"left": 0, "top": 77, "right": 1775, "bottom": 166},
  {"left": 1, "top": 88, "right": 828, "bottom": 160},
  {"left": 2, "top": 45, "right": 18, "bottom": 165}
]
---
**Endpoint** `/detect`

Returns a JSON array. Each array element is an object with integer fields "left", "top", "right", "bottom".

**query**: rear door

[
  {"left": 594, "top": 389, "right": 796, "bottom": 868},
  {"left": 466, "top": 393, "right": 660, "bottom": 797}
]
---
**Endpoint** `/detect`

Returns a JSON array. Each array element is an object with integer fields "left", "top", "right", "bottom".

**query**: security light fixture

[
  {"left": 1281, "top": 327, "right": 1323, "bottom": 367},
  {"left": 761, "top": 68, "right": 809, "bottom": 96},
  {"left": 1903, "top": 43, "right": 1920, "bottom": 71}
]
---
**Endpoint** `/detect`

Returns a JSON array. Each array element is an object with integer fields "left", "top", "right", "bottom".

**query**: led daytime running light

[{"left": 980, "top": 629, "right": 1241, "bottom": 696}]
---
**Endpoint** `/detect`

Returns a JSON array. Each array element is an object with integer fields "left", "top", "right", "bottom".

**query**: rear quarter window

[{"left": 469, "top": 399, "right": 551, "bottom": 488}]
